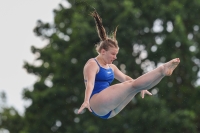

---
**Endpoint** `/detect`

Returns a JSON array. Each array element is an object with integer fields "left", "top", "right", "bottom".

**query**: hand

[
  {"left": 78, "top": 101, "right": 92, "bottom": 114},
  {"left": 141, "top": 90, "right": 152, "bottom": 99}
]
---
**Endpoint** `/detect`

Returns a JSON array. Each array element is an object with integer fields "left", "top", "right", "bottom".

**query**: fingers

[
  {"left": 141, "top": 91, "right": 145, "bottom": 99},
  {"left": 78, "top": 104, "right": 86, "bottom": 114},
  {"left": 141, "top": 90, "right": 153, "bottom": 99},
  {"left": 78, "top": 102, "right": 92, "bottom": 114},
  {"left": 78, "top": 107, "right": 92, "bottom": 114},
  {"left": 77, "top": 106, "right": 84, "bottom": 114},
  {"left": 88, "top": 107, "right": 92, "bottom": 112},
  {"left": 145, "top": 90, "right": 152, "bottom": 96}
]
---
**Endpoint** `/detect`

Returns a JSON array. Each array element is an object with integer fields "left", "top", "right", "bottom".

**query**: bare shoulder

[
  {"left": 83, "top": 59, "right": 99, "bottom": 79},
  {"left": 85, "top": 58, "right": 97, "bottom": 67},
  {"left": 84, "top": 58, "right": 98, "bottom": 71}
]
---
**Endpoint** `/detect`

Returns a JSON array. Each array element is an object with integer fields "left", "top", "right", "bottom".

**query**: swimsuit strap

[
  {"left": 94, "top": 58, "right": 111, "bottom": 68},
  {"left": 94, "top": 58, "right": 101, "bottom": 67}
]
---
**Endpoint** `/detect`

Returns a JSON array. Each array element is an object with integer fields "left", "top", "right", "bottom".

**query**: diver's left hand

[{"left": 141, "top": 90, "right": 152, "bottom": 98}]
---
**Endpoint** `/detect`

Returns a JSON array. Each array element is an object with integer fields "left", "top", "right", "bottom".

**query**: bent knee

[
  {"left": 124, "top": 80, "right": 143, "bottom": 92},
  {"left": 123, "top": 79, "right": 134, "bottom": 84},
  {"left": 124, "top": 80, "right": 136, "bottom": 88}
]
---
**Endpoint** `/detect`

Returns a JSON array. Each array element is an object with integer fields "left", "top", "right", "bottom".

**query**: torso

[{"left": 84, "top": 58, "right": 115, "bottom": 98}]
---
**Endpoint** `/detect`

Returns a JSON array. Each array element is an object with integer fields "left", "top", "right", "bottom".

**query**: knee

[
  {"left": 126, "top": 79, "right": 136, "bottom": 88},
  {"left": 126, "top": 79, "right": 134, "bottom": 84},
  {"left": 127, "top": 80, "right": 143, "bottom": 92}
]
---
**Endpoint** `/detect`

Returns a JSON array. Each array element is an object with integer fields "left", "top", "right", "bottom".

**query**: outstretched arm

[
  {"left": 78, "top": 61, "right": 98, "bottom": 114},
  {"left": 111, "top": 64, "right": 152, "bottom": 98},
  {"left": 110, "top": 64, "right": 133, "bottom": 82}
]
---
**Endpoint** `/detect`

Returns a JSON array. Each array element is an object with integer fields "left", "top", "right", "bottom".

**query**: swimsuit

[
  {"left": 90, "top": 58, "right": 114, "bottom": 97},
  {"left": 90, "top": 108, "right": 112, "bottom": 119},
  {"left": 90, "top": 58, "right": 114, "bottom": 119}
]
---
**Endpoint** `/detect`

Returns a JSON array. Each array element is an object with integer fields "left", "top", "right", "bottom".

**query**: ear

[{"left": 101, "top": 49, "right": 106, "bottom": 55}]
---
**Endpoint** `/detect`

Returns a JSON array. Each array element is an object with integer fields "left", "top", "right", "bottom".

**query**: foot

[{"left": 162, "top": 58, "right": 180, "bottom": 76}]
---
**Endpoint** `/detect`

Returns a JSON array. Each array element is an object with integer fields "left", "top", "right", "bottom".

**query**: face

[{"left": 102, "top": 47, "right": 119, "bottom": 64}]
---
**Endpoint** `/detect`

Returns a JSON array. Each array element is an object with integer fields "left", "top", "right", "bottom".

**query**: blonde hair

[{"left": 90, "top": 11, "right": 118, "bottom": 53}]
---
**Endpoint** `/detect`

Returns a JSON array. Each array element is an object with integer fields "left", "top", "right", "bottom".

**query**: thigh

[{"left": 90, "top": 80, "right": 139, "bottom": 115}]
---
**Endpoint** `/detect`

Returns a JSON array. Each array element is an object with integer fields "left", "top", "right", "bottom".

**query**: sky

[{"left": 0, "top": 0, "right": 69, "bottom": 115}]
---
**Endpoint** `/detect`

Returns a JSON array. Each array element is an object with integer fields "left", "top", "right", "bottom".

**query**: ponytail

[
  {"left": 90, "top": 10, "right": 107, "bottom": 41},
  {"left": 90, "top": 10, "right": 119, "bottom": 53}
]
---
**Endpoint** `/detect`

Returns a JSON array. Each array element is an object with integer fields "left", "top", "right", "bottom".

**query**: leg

[
  {"left": 109, "top": 77, "right": 162, "bottom": 118},
  {"left": 90, "top": 58, "right": 180, "bottom": 116}
]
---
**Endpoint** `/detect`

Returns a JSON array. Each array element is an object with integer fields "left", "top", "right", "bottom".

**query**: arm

[
  {"left": 83, "top": 61, "right": 97, "bottom": 102},
  {"left": 78, "top": 61, "right": 98, "bottom": 114},
  {"left": 110, "top": 64, "right": 152, "bottom": 98},
  {"left": 110, "top": 64, "right": 134, "bottom": 82}
]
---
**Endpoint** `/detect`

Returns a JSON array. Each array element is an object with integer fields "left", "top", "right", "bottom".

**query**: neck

[{"left": 96, "top": 55, "right": 107, "bottom": 66}]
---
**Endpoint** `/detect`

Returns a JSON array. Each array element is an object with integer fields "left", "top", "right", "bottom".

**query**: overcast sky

[{"left": 0, "top": 0, "right": 69, "bottom": 114}]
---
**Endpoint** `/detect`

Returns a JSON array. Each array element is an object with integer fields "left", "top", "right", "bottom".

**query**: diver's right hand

[{"left": 78, "top": 101, "right": 92, "bottom": 114}]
